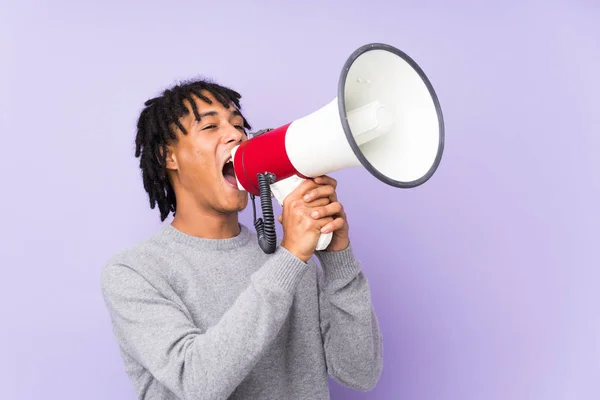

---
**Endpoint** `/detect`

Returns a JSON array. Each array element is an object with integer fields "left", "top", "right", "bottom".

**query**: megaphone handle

[
  {"left": 270, "top": 175, "right": 334, "bottom": 252},
  {"left": 315, "top": 231, "right": 333, "bottom": 251}
]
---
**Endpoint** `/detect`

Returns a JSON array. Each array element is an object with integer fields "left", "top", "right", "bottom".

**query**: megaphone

[{"left": 231, "top": 43, "right": 445, "bottom": 254}]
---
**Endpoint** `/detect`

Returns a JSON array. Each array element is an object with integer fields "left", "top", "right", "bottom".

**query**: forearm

[
  {"left": 102, "top": 246, "right": 309, "bottom": 400},
  {"left": 315, "top": 245, "right": 383, "bottom": 391},
  {"left": 176, "top": 253, "right": 308, "bottom": 397}
]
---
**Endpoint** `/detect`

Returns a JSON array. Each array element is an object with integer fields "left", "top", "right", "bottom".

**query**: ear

[
  {"left": 158, "top": 145, "right": 178, "bottom": 171},
  {"left": 165, "top": 145, "right": 178, "bottom": 170}
]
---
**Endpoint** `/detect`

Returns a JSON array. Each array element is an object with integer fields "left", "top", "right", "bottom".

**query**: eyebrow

[
  {"left": 196, "top": 109, "right": 243, "bottom": 120},
  {"left": 196, "top": 111, "right": 219, "bottom": 120}
]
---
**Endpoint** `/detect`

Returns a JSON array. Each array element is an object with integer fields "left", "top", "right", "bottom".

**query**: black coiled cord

[{"left": 252, "top": 172, "right": 277, "bottom": 254}]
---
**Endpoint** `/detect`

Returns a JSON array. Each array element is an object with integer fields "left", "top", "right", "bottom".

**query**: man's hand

[
  {"left": 278, "top": 179, "right": 336, "bottom": 262},
  {"left": 278, "top": 175, "right": 350, "bottom": 253}
]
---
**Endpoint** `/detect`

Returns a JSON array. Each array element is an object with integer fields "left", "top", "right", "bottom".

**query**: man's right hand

[{"left": 278, "top": 179, "right": 341, "bottom": 262}]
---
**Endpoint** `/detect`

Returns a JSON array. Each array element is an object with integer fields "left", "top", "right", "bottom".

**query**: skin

[
  {"left": 164, "top": 91, "right": 249, "bottom": 239},
  {"left": 278, "top": 176, "right": 350, "bottom": 260},
  {"left": 164, "top": 91, "right": 350, "bottom": 261}
]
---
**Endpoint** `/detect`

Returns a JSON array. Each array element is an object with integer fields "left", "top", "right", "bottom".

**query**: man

[{"left": 101, "top": 79, "right": 383, "bottom": 399}]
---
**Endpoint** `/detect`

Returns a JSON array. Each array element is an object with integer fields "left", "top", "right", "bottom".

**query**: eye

[
  {"left": 235, "top": 125, "right": 245, "bottom": 131},
  {"left": 202, "top": 125, "right": 217, "bottom": 131}
]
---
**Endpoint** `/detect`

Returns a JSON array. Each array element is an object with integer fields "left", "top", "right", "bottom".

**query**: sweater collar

[{"left": 160, "top": 223, "right": 252, "bottom": 251}]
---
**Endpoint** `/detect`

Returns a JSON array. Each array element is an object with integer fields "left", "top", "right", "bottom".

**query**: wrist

[
  {"left": 315, "top": 243, "right": 360, "bottom": 282},
  {"left": 280, "top": 241, "right": 311, "bottom": 263},
  {"left": 323, "top": 239, "right": 350, "bottom": 253}
]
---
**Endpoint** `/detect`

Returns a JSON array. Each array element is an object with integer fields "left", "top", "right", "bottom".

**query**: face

[{"left": 165, "top": 91, "right": 249, "bottom": 215}]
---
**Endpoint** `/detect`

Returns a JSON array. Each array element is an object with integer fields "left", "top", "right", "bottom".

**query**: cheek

[
  {"left": 177, "top": 142, "right": 202, "bottom": 164},
  {"left": 177, "top": 146, "right": 216, "bottom": 181}
]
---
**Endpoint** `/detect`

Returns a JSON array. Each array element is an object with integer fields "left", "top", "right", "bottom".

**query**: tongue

[{"left": 224, "top": 174, "right": 237, "bottom": 186}]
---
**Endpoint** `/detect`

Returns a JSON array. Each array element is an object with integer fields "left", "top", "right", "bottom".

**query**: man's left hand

[
  {"left": 300, "top": 175, "right": 350, "bottom": 252},
  {"left": 277, "top": 175, "right": 350, "bottom": 252}
]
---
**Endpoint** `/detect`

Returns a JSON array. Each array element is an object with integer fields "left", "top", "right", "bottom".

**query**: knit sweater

[{"left": 101, "top": 223, "right": 383, "bottom": 399}]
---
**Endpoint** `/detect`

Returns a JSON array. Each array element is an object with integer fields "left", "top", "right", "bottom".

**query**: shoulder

[{"left": 101, "top": 228, "right": 174, "bottom": 297}]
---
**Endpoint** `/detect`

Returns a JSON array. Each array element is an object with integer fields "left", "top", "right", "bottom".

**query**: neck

[{"left": 171, "top": 202, "right": 241, "bottom": 240}]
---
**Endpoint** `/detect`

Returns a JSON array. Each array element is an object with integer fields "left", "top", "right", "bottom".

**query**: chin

[
  {"left": 231, "top": 196, "right": 249, "bottom": 212},
  {"left": 219, "top": 171, "right": 249, "bottom": 213},
  {"left": 221, "top": 191, "right": 248, "bottom": 214}
]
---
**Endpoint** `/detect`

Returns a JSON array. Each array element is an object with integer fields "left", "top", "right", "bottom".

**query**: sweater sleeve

[
  {"left": 314, "top": 244, "right": 383, "bottom": 391},
  {"left": 101, "top": 246, "right": 309, "bottom": 400}
]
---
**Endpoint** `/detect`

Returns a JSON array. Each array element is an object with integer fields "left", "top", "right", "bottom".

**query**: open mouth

[{"left": 221, "top": 157, "right": 238, "bottom": 188}]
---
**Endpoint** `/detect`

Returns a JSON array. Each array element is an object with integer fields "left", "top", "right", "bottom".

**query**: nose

[{"left": 222, "top": 123, "right": 244, "bottom": 145}]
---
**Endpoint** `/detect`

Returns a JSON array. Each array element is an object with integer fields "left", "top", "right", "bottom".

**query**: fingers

[
  {"left": 284, "top": 175, "right": 338, "bottom": 205},
  {"left": 280, "top": 175, "right": 343, "bottom": 233},
  {"left": 283, "top": 179, "right": 320, "bottom": 208},
  {"left": 279, "top": 207, "right": 343, "bottom": 234},
  {"left": 304, "top": 197, "right": 330, "bottom": 208},
  {"left": 279, "top": 200, "right": 338, "bottom": 224},
  {"left": 304, "top": 176, "right": 339, "bottom": 202},
  {"left": 303, "top": 184, "right": 336, "bottom": 203},
  {"left": 313, "top": 175, "right": 337, "bottom": 189},
  {"left": 296, "top": 178, "right": 321, "bottom": 194},
  {"left": 279, "top": 198, "right": 334, "bottom": 229},
  {"left": 309, "top": 201, "right": 343, "bottom": 220},
  {"left": 320, "top": 217, "right": 345, "bottom": 234}
]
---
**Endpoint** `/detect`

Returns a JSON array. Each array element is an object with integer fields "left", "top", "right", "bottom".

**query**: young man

[{"left": 101, "top": 79, "right": 383, "bottom": 399}]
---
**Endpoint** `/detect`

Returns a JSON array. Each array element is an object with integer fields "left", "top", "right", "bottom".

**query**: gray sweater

[{"left": 101, "top": 223, "right": 383, "bottom": 399}]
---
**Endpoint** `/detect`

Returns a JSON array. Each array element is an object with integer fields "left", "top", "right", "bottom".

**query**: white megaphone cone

[{"left": 231, "top": 43, "right": 445, "bottom": 254}]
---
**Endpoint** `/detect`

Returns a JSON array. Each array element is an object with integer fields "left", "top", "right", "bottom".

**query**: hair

[{"left": 134, "top": 78, "right": 252, "bottom": 221}]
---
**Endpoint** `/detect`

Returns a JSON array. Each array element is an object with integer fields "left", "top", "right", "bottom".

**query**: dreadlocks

[{"left": 134, "top": 78, "right": 252, "bottom": 221}]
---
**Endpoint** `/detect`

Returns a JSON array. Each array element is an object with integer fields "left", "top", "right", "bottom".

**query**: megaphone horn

[{"left": 231, "top": 42, "right": 445, "bottom": 254}]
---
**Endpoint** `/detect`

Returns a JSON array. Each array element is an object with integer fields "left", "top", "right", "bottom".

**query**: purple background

[{"left": 2, "top": 0, "right": 599, "bottom": 399}]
